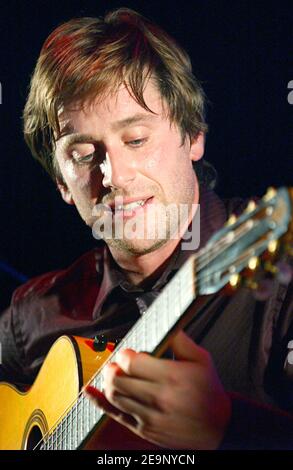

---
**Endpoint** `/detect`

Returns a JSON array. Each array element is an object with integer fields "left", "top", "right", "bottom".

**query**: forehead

[{"left": 57, "top": 79, "right": 166, "bottom": 135}]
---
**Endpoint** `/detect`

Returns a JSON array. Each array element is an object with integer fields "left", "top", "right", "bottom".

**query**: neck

[{"left": 109, "top": 237, "right": 182, "bottom": 286}]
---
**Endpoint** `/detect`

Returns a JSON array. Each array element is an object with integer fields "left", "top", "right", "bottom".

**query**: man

[{"left": 0, "top": 8, "right": 292, "bottom": 449}]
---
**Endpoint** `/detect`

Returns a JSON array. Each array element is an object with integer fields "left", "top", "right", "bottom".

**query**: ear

[
  {"left": 189, "top": 132, "right": 205, "bottom": 162},
  {"left": 56, "top": 180, "right": 75, "bottom": 205}
]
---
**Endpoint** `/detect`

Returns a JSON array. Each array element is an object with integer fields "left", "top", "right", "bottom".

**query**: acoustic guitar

[{"left": 0, "top": 187, "right": 292, "bottom": 450}]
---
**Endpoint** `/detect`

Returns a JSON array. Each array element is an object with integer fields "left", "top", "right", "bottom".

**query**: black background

[{"left": 0, "top": 0, "right": 292, "bottom": 309}]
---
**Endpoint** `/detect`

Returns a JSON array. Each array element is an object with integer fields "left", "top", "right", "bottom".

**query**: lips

[
  {"left": 111, "top": 196, "right": 154, "bottom": 219},
  {"left": 106, "top": 196, "right": 153, "bottom": 212}
]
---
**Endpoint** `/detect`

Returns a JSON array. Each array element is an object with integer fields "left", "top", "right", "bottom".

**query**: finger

[
  {"left": 169, "top": 330, "right": 210, "bottom": 364},
  {"left": 84, "top": 385, "right": 138, "bottom": 428},
  {"left": 85, "top": 385, "right": 158, "bottom": 432},
  {"left": 114, "top": 332, "right": 208, "bottom": 381},
  {"left": 103, "top": 363, "right": 161, "bottom": 408},
  {"left": 114, "top": 349, "right": 174, "bottom": 382}
]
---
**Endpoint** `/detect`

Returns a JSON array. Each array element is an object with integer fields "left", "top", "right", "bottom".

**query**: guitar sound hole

[{"left": 26, "top": 425, "right": 43, "bottom": 450}]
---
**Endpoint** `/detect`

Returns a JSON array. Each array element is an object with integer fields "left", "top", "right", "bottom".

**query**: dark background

[{"left": 0, "top": 0, "right": 292, "bottom": 309}]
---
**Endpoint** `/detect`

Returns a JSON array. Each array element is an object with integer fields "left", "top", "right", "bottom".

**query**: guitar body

[{"left": 0, "top": 335, "right": 158, "bottom": 450}]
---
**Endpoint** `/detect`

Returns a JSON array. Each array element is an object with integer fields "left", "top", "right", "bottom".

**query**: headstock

[{"left": 197, "top": 187, "right": 293, "bottom": 297}]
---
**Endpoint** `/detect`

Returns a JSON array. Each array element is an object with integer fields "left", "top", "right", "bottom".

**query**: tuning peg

[
  {"left": 226, "top": 214, "right": 237, "bottom": 226},
  {"left": 267, "top": 239, "right": 278, "bottom": 254},
  {"left": 248, "top": 256, "right": 259, "bottom": 271},
  {"left": 263, "top": 187, "right": 277, "bottom": 201},
  {"left": 229, "top": 273, "right": 241, "bottom": 287},
  {"left": 224, "top": 272, "right": 242, "bottom": 295},
  {"left": 245, "top": 200, "right": 257, "bottom": 213}
]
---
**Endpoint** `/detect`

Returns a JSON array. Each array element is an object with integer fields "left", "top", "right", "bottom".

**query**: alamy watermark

[{"left": 92, "top": 199, "right": 201, "bottom": 251}]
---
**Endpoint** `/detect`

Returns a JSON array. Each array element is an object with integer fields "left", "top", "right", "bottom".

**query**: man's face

[{"left": 55, "top": 79, "right": 204, "bottom": 255}]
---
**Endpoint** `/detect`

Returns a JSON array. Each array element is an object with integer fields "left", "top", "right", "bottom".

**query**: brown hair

[{"left": 23, "top": 8, "right": 215, "bottom": 186}]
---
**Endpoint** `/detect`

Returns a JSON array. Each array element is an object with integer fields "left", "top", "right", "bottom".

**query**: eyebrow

[
  {"left": 56, "top": 112, "right": 158, "bottom": 144},
  {"left": 54, "top": 134, "right": 97, "bottom": 158}
]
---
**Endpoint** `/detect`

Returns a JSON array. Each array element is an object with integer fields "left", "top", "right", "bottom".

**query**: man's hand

[{"left": 85, "top": 330, "right": 231, "bottom": 449}]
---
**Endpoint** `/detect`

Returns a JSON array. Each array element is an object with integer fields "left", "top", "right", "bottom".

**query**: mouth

[{"left": 110, "top": 196, "right": 154, "bottom": 219}]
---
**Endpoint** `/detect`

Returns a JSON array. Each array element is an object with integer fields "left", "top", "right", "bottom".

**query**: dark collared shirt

[{"left": 0, "top": 187, "right": 292, "bottom": 449}]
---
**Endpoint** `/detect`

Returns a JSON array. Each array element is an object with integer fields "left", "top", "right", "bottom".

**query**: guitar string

[{"left": 34, "top": 213, "right": 277, "bottom": 448}]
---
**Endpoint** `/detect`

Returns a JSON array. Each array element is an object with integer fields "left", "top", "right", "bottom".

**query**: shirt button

[{"left": 136, "top": 297, "right": 147, "bottom": 315}]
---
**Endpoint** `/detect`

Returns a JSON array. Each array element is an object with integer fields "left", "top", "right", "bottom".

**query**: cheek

[
  {"left": 139, "top": 146, "right": 165, "bottom": 174},
  {"left": 141, "top": 142, "right": 182, "bottom": 182},
  {"left": 64, "top": 160, "right": 79, "bottom": 182},
  {"left": 144, "top": 156, "right": 158, "bottom": 170},
  {"left": 63, "top": 160, "right": 99, "bottom": 194}
]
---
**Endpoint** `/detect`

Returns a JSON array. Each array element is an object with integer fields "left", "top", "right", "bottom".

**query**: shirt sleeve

[{"left": 0, "top": 304, "right": 28, "bottom": 385}]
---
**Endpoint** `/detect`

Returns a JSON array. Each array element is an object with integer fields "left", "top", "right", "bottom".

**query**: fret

[
  {"left": 132, "top": 324, "right": 137, "bottom": 350},
  {"left": 172, "top": 276, "right": 181, "bottom": 319},
  {"left": 79, "top": 396, "right": 85, "bottom": 444},
  {"left": 147, "top": 304, "right": 158, "bottom": 351},
  {"left": 63, "top": 414, "right": 69, "bottom": 450},
  {"left": 161, "top": 287, "right": 169, "bottom": 335},
  {"left": 155, "top": 300, "right": 159, "bottom": 347},
  {"left": 175, "top": 275, "right": 181, "bottom": 318},
  {"left": 59, "top": 422, "right": 64, "bottom": 449},
  {"left": 138, "top": 319, "right": 146, "bottom": 352},
  {"left": 94, "top": 401, "right": 101, "bottom": 422},
  {"left": 92, "top": 372, "right": 102, "bottom": 391},
  {"left": 181, "top": 257, "right": 196, "bottom": 309},
  {"left": 80, "top": 397, "right": 84, "bottom": 442},
  {"left": 59, "top": 420, "right": 64, "bottom": 449},
  {"left": 84, "top": 397, "right": 90, "bottom": 433},
  {"left": 55, "top": 422, "right": 61, "bottom": 449},
  {"left": 52, "top": 421, "right": 57, "bottom": 449},
  {"left": 76, "top": 398, "right": 81, "bottom": 446},
  {"left": 72, "top": 401, "right": 78, "bottom": 448},
  {"left": 66, "top": 411, "right": 72, "bottom": 450},
  {"left": 90, "top": 396, "right": 98, "bottom": 426},
  {"left": 41, "top": 435, "right": 49, "bottom": 450},
  {"left": 40, "top": 439, "right": 47, "bottom": 450},
  {"left": 124, "top": 329, "right": 136, "bottom": 350},
  {"left": 68, "top": 406, "right": 74, "bottom": 449},
  {"left": 142, "top": 316, "right": 147, "bottom": 351},
  {"left": 77, "top": 400, "right": 83, "bottom": 446},
  {"left": 177, "top": 271, "right": 182, "bottom": 318},
  {"left": 46, "top": 433, "right": 53, "bottom": 450}
]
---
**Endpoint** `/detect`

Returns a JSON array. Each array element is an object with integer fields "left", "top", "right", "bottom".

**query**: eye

[
  {"left": 126, "top": 138, "right": 147, "bottom": 147},
  {"left": 71, "top": 149, "right": 96, "bottom": 165}
]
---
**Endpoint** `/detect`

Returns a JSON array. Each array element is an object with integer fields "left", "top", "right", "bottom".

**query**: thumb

[{"left": 169, "top": 330, "right": 210, "bottom": 364}]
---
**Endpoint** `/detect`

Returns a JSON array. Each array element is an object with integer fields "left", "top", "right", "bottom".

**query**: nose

[{"left": 101, "top": 148, "right": 136, "bottom": 189}]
